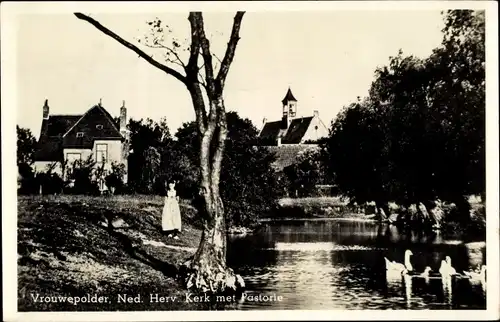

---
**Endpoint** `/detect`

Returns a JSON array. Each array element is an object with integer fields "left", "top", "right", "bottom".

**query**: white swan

[
  {"left": 420, "top": 266, "right": 432, "bottom": 283},
  {"left": 420, "top": 266, "right": 432, "bottom": 277},
  {"left": 385, "top": 250, "right": 413, "bottom": 274},
  {"left": 464, "top": 265, "right": 486, "bottom": 283},
  {"left": 439, "top": 256, "right": 457, "bottom": 277},
  {"left": 445, "top": 256, "right": 457, "bottom": 275},
  {"left": 439, "top": 260, "right": 449, "bottom": 276}
]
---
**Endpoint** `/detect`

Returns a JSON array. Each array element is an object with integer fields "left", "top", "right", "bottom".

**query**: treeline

[
  {"left": 17, "top": 112, "right": 281, "bottom": 228},
  {"left": 321, "top": 10, "right": 485, "bottom": 227}
]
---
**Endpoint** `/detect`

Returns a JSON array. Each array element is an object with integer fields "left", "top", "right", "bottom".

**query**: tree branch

[
  {"left": 191, "top": 13, "right": 216, "bottom": 97},
  {"left": 188, "top": 82, "right": 208, "bottom": 133},
  {"left": 216, "top": 12, "right": 245, "bottom": 88},
  {"left": 212, "top": 53, "right": 222, "bottom": 72},
  {"left": 189, "top": 12, "right": 218, "bottom": 135},
  {"left": 74, "top": 12, "right": 187, "bottom": 85},
  {"left": 143, "top": 42, "right": 186, "bottom": 68},
  {"left": 187, "top": 13, "right": 201, "bottom": 76},
  {"left": 213, "top": 53, "right": 222, "bottom": 64},
  {"left": 141, "top": 42, "right": 185, "bottom": 69},
  {"left": 198, "top": 70, "right": 208, "bottom": 90}
]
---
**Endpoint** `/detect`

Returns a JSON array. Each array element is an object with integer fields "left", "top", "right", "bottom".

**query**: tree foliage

[
  {"left": 17, "top": 126, "right": 37, "bottom": 166},
  {"left": 284, "top": 147, "right": 329, "bottom": 197},
  {"left": 323, "top": 10, "right": 485, "bottom": 223},
  {"left": 127, "top": 117, "right": 173, "bottom": 193}
]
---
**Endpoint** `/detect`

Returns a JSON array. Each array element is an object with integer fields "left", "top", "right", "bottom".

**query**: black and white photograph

[{"left": 2, "top": 1, "right": 499, "bottom": 321}]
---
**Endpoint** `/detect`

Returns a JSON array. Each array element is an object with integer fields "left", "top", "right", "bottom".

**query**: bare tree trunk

[
  {"left": 181, "top": 97, "right": 244, "bottom": 293},
  {"left": 183, "top": 193, "right": 232, "bottom": 292},
  {"left": 75, "top": 10, "right": 246, "bottom": 294}
]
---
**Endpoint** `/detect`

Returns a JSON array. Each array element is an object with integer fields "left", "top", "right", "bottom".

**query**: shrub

[
  {"left": 37, "top": 172, "right": 64, "bottom": 195},
  {"left": 18, "top": 163, "right": 38, "bottom": 195},
  {"left": 105, "top": 162, "right": 127, "bottom": 194},
  {"left": 64, "top": 157, "right": 99, "bottom": 195}
]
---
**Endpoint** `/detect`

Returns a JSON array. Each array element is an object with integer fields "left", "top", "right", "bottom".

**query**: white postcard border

[{"left": 2, "top": 1, "right": 499, "bottom": 321}]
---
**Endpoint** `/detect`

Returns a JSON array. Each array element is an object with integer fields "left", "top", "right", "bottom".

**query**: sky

[{"left": 16, "top": 10, "right": 446, "bottom": 139}]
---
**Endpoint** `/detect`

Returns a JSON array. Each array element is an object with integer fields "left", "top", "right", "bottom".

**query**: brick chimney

[
  {"left": 120, "top": 101, "right": 127, "bottom": 135},
  {"left": 313, "top": 110, "right": 319, "bottom": 117},
  {"left": 43, "top": 99, "right": 50, "bottom": 120}
]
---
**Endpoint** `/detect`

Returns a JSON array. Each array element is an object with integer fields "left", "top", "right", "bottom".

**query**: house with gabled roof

[
  {"left": 258, "top": 87, "right": 329, "bottom": 146},
  {"left": 33, "top": 99, "right": 130, "bottom": 182}
]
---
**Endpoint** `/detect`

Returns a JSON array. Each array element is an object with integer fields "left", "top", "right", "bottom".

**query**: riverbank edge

[{"left": 263, "top": 196, "right": 486, "bottom": 239}]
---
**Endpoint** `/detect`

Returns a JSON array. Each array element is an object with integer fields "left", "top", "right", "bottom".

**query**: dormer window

[
  {"left": 76, "top": 132, "right": 84, "bottom": 138},
  {"left": 96, "top": 124, "right": 103, "bottom": 130}
]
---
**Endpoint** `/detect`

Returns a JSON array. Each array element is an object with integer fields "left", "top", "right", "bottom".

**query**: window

[
  {"left": 96, "top": 143, "right": 108, "bottom": 164},
  {"left": 96, "top": 124, "right": 103, "bottom": 130},
  {"left": 76, "top": 132, "right": 84, "bottom": 138},
  {"left": 66, "top": 153, "right": 82, "bottom": 164}
]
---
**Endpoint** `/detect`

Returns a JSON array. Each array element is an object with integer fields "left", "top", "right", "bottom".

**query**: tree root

[{"left": 178, "top": 257, "right": 245, "bottom": 294}]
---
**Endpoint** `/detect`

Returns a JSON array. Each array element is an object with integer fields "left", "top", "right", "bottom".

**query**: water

[{"left": 227, "top": 220, "right": 486, "bottom": 310}]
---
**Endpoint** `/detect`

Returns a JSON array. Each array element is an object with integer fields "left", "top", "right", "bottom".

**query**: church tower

[{"left": 281, "top": 87, "right": 297, "bottom": 128}]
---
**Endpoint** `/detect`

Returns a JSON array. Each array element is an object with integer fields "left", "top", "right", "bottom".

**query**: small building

[
  {"left": 33, "top": 99, "right": 130, "bottom": 183},
  {"left": 258, "top": 88, "right": 329, "bottom": 146}
]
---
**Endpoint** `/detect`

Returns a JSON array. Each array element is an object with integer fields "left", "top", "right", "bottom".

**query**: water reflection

[{"left": 227, "top": 220, "right": 486, "bottom": 310}]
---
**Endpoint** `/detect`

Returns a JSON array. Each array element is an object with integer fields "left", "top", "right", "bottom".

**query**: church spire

[
  {"left": 282, "top": 87, "right": 297, "bottom": 105},
  {"left": 282, "top": 87, "right": 297, "bottom": 121}
]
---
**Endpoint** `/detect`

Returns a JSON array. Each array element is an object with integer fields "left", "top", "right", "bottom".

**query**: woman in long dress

[{"left": 162, "top": 181, "right": 182, "bottom": 240}]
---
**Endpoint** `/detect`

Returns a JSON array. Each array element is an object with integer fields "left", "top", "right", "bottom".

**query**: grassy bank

[
  {"left": 269, "top": 197, "right": 362, "bottom": 220},
  {"left": 269, "top": 197, "right": 486, "bottom": 239},
  {"left": 17, "top": 195, "right": 237, "bottom": 311}
]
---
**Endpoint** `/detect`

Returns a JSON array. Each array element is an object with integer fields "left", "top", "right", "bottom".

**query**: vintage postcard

[{"left": 2, "top": 1, "right": 499, "bottom": 321}]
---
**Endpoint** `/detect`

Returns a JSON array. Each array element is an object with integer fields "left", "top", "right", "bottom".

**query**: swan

[
  {"left": 439, "top": 257, "right": 457, "bottom": 277},
  {"left": 439, "top": 260, "right": 449, "bottom": 276},
  {"left": 385, "top": 250, "right": 413, "bottom": 274},
  {"left": 420, "top": 266, "right": 432, "bottom": 283},
  {"left": 464, "top": 265, "right": 486, "bottom": 283},
  {"left": 420, "top": 266, "right": 432, "bottom": 277},
  {"left": 445, "top": 256, "right": 457, "bottom": 275}
]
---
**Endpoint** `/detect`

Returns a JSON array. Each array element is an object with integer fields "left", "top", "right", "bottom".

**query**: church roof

[
  {"left": 281, "top": 117, "right": 313, "bottom": 144},
  {"left": 258, "top": 116, "right": 314, "bottom": 145},
  {"left": 259, "top": 120, "right": 283, "bottom": 144},
  {"left": 282, "top": 88, "right": 297, "bottom": 105}
]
